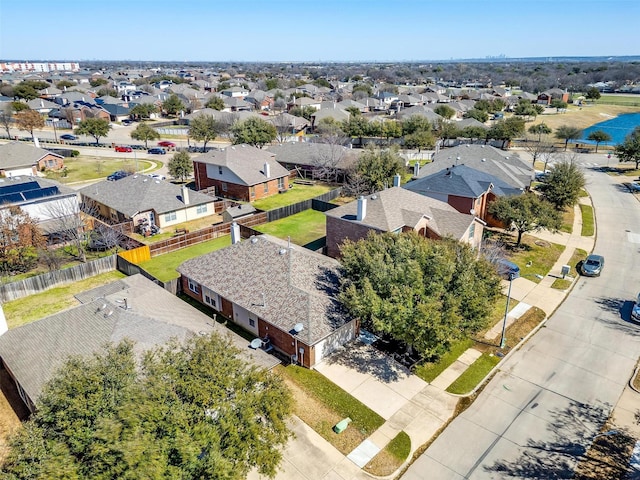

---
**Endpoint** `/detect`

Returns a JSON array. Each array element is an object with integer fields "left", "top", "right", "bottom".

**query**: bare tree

[
  {"left": 41, "top": 197, "right": 91, "bottom": 262},
  {"left": 271, "top": 113, "right": 293, "bottom": 143},
  {"left": 0, "top": 104, "right": 13, "bottom": 138},
  {"left": 312, "top": 120, "right": 350, "bottom": 183},
  {"left": 524, "top": 133, "right": 557, "bottom": 167}
]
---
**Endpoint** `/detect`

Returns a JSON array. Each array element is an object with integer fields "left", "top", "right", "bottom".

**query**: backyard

[
  {"left": 45, "top": 155, "right": 159, "bottom": 184},
  {"left": 252, "top": 183, "right": 333, "bottom": 211},
  {"left": 254, "top": 209, "right": 326, "bottom": 247}
]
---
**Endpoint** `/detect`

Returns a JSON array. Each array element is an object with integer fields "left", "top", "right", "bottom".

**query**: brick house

[
  {"left": 178, "top": 234, "right": 357, "bottom": 368},
  {"left": 325, "top": 186, "right": 484, "bottom": 258},
  {"left": 0, "top": 141, "right": 64, "bottom": 176},
  {"left": 193, "top": 144, "right": 291, "bottom": 201}
]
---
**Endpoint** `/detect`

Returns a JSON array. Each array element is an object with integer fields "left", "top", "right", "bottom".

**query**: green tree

[
  {"left": 349, "top": 145, "right": 404, "bottom": 194},
  {"left": 487, "top": 117, "right": 525, "bottom": 149},
  {"left": 129, "top": 103, "right": 157, "bottom": 120},
  {"left": 11, "top": 101, "right": 29, "bottom": 112},
  {"left": 381, "top": 120, "right": 403, "bottom": 143},
  {"left": 130, "top": 122, "right": 160, "bottom": 148},
  {"left": 0, "top": 206, "right": 45, "bottom": 275},
  {"left": 75, "top": 118, "right": 111, "bottom": 145},
  {"left": 162, "top": 94, "right": 185, "bottom": 117},
  {"left": 585, "top": 87, "right": 601, "bottom": 102},
  {"left": 433, "top": 105, "right": 456, "bottom": 120},
  {"left": 550, "top": 99, "right": 568, "bottom": 112},
  {"left": 555, "top": 125, "right": 583, "bottom": 151},
  {"left": 289, "top": 105, "right": 316, "bottom": 120},
  {"left": 168, "top": 151, "right": 193, "bottom": 181},
  {"left": 462, "top": 125, "right": 488, "bottom": 143},
  {"left": 13, "top": 83, "right": 41, "bottom": 100},
  {"left": 96, "top": 87, "right": 118, "bottom": 97},
  {"left": 352, "top": 83, "right": 373, "bottom": 96},
  {"left": 463, "top": 108, "right": 489, "bottom": 123},
  {"left": 528, "top": 123, "right": 552, "bottom": 142},
  {"left": 205, "top": 96, "right": 225, "bottom": 110},
  {"left": 339, "top": 232, "right": 501, "bottom": 358},
  {"left": 264, "top": 78, "right": 279, "bottom": 90},
  {"left": 15, "top": 109, "right": 45, "bottom": 141},
  {"left": 56, "top": 80, "right": 76, "bottom": 89},
  {"left": 89, "top": 78, "right": 108, "bottom": 87},
  {"left": 404, "top": 129, "right": 435, "bottom": 152},
  {"left": 539, "top": 160, "right": 586, "bottom": 210},
  {"left": 586, "top": 130, "right": 612, "bottom": 153},
  {"left": 231, "top": 117, "right": 277, "bottom": 148},
  {"left": 1, "top": 336, "right": 292, "bottom": 479},
  {"left": 189, "top": 114, "right": 222, "bottom": 151},
  {"left": 402, "top": 115, "right": 432, "bottom": 135},
  {"left": 615, "top": 126, "right": 640, "bottom": 169},
  {"left": 488, "top": 194, "right": 562, "bottom": 246}
]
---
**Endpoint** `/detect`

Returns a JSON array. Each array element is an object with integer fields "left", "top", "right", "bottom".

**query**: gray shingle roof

[
  {"left": 420, "top": 144, "right": 533, "bottom": 189},
  {"left": 177, "top": 235, "right": 350, "bottom": 347},
  {"left": 266, "top": 142, "right": 359, "bottom": 170},
  {"left": 325, "top": 187, "right": 474, "bottom": 239},
  {"left": 405, "top": 164, "right": 523, "bottom": 199},
  {"left": 0, "top": 274, "right": 279, "bottom": 405},
  {"left": 79, "top": 174, "right": 215, "bottom": 217},
  {"left": 193, "top": 145, "right": 290, "bottom": 186},
  {"left": 0, "top": 141, "right": 63, "bottom": 168}
]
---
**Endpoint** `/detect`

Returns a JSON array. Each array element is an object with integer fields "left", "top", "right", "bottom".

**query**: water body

[{"left": 581, "top": 112, "right": 640, "bottom": 146}]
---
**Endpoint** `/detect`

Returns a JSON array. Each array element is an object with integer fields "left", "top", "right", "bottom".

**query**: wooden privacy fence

[
  {"left": 0, "top": 255, "right": 117, "bottom": 302},
  {"left": 265, "top": 188, "right": 342, "bottom": 222},
  {"left": 119, "top": 245, "right": 151, "bottom": 264}
]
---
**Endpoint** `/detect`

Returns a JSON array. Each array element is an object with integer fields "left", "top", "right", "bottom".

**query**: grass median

[
  {"left": 580, "top": 204, "right": 595, "bottom": 236},
  {"left": 365, "top": 430, "right": 411, "bottom": 476}
]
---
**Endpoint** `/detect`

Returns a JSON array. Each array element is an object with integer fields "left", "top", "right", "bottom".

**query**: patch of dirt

[
  {"left": 364, "top": 449, "right": 402, "bottom": 476},
  {"left": 0, "top": 368, "right": 29, "bottom": 461},
  {"left": 534, "top": 239, "right": 550, "bottom": 247}
]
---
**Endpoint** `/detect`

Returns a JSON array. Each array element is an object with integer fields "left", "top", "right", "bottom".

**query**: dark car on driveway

[
  {"left": 148, "top": 147, "right": 166, "bottom": 155},
  {"left": 581, "top": 254, "right": 604, "bottom": 277},
  {"left": 107, "top": 170, "right": 131, "bottom": 181}
]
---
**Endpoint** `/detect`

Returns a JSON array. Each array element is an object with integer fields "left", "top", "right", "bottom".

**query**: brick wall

[{"left": 326, "top": 215, "right": 380, "bottom": 258}]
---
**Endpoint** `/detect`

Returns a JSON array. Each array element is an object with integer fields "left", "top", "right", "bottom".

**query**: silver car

[{"left": 581, "top": 254, "right": 604, "bottom": 277}]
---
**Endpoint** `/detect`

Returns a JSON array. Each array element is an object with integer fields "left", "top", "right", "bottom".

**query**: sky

[{"left": 0, "top": 0, "right": 638, "bottom": 63}]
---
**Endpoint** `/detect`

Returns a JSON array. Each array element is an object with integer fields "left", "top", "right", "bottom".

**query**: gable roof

[
  {"left": 325, "top": 186, "right": 475, "bottom": 239},
  {"left": 405, "top": 164, "right": 523, "bottom": 199},
  {"left": 177, "top": 234, "right": 350, "bottom": 346},
  {"left": 420, "top": 144, "right": 533, "bottom": 189},
  {"left": 79, "top": 174, "right": 215, "bottom": 217},
  {"left": 0, "top": 141, "right": 63, "bottom": 168},
  {"left": 266, "top": 141, "right": 359, "bottom": 170},
  {"left": 193, "top": 145, "right": 290, "bottom": 186},
  {"left": 0, "top": 274, "right": 278, "bottom": 406}
]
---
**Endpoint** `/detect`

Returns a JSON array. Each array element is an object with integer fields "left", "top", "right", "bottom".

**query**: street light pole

[
  {"left": 52, "top": 119, "right": 58, "bottom": 143},
  {"left": 500, "top": 273, "right": 514, "bottom": 349}
]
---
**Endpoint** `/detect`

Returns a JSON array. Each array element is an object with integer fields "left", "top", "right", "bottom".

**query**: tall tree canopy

[
  {"left": 168, "top": 151, "right": 193, "bottom": 182},
  {"left": 231, "top": 117, "right": 277, "bottom": 148},
  {"left": 1, "top": 335, "right": 292, "bottom": 479},
  {"left": 586, "top": 130, "right": 612, "bottom": 153},
  {"left": 487, "top": 117, "right": 525, "bottom": 149},
  {"left": 555, "top": 125, "right": 583, "bottom": 151},
  {"left": 189, "top": 114, "right": 222, "bottom": 151},
  {"left": 539, "top": 159, "right": 587, "bottom": 210},
  {"left": 339, "top": 232, "right": 501, "bottom": 358},
  {"left": 14, "top": 110, "right": 44, "bottom": 141},
  {"left": 75, "top": 118, "right": 111, "bottom": 145},
  {"left": 349, "top": 145, "right": 404, "bottom": 195},
  {"left": 162, "top": 94, "right": 185, "bottom": 117},
  {"left": 615, "top": 126, "right": 640, "bottom": 169},
  {"left": 489, "top": 193, "right": 562, "bottom": 246},
  {"left": 130, "top": 122, "right": 160, "bottom": 148}
]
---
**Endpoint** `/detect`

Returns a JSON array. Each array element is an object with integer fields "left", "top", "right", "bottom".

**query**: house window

[
  {"left": 197, "top": 204, "right": 208, "bottom": 214},
  {"left": 188, "top": 278, "right": 199, "bottom": 294},
  {"left": 263, "top": 182, "right": 269, "bottom": 193},
  {"left": 204, "top": 294, "right": 217, "bottom": 308},
  {"left": 278, "top": 177, "right": 285, "bottom": 190},
  {"left": 221, "top": 182, "right": 227, "bottom": 192},
  {"left": 468, "top": 223, "right": 475, "bottom": 240},
  {"left": 250, "top": 186, "right": 255, "bottom": 198},
  {"left": 218, "top": 166, "right": 223, "bottom": 175},
  {"left": 249, "top": 318, "right": 255, "bottom": 327},
  {"left": 164, "top": 211, "right": 177, "bottom": 222}
]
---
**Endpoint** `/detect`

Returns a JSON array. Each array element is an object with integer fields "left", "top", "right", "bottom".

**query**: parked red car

[
  {"left": 158, "top": 141, "right": 176, "bottom": 148},
  {"left": 115, "top": 145, "right": 133, "bottom": 152}
]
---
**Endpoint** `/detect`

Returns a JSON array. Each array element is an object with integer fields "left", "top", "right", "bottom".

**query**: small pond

[{"left": 581, "top": 112, "right": 640, "bottom": 146}]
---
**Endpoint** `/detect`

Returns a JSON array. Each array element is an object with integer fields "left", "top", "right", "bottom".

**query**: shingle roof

[
  {"left": 0, "top": 274, "right": 279, "bottom": 405},
  {"left": 177, "top": 235, "right": 350, "bottom": 346},
  {"left": 79, "top": 174, "right": 215, "bottom": 217},
  {"left": 325, "top": 187, "right": 474, "bottom": 239},
  {"left": 193, "top": 145, "right": 290, "bottom": 186},
  {"left": 266, "top": 141, "right": 359, "bottom": 170},
  {"left": 420, "top": 144, "right": 533, "bottom": 189},
  {"left": 405, "top": 164, "right": 523, "bottom": 199},
  {"left": 0, "top": 141, "right": 63, "bottom": 168}
]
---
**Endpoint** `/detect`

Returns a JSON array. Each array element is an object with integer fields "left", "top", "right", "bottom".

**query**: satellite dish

[
  {"left": 293, "top": 323, "right": 304, "bottom": 333},
  {"left": 250, "top": 338, "right": 262, "bottom": 349}
]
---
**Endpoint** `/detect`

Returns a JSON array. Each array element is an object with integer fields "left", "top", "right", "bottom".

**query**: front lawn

[
  {"left": 252, "top": 183, "right": 333, "bottom": 211},
  {"left": 414, "top": 339, "right": 474, "bottom": 383},
  {"left": 3, "top": 270, "right": 126, "bottom": 328},
  {"left": 560, "top": 207, "right": 574, "bottom": 234},
  {"left": 551, "top": 248, "right": 587, "bottom": 290},
  {"left": 254, "top": 209, "right": 326, "bottom": 247},
  {"left": 137, "top": 235, "right": 231, "bottom": 282},
  {"left": 365, "top": 431, "right": 411, "bottom": 476},
  {"left": 580, "top": 204, "right": 595, "bottom": 236},
  {"left": 507, "top": 236, "right": 564, "bottom": 283},
  {"left": 45, "top": 156, "right": 157, "bottom": 183},
  {"left": 446, "top": 353, "right": 501, "bottom": 395}
]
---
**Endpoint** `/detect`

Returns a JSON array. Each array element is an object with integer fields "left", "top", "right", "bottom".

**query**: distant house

[
  {"left": 79, "top": 174, "right": 218, "bottom": 231},
  {"left": 193, "top": 145, "right": 290, "bottom": 201},
  {"left": 178, "top": 234, "right": 357, "bottom": 368},
  {"left": 0, "top": 141, "right": 64, "bottom": 176},
  {"left": 0, "top": 274, "right": 278, "bottom": 412},
  {"left": 537, "top": 88, "right": 570, "bottom": 105},
  {"left": 325, "top": 186, "right": 483, "bottom": 258},
  {"left": 404, "top": 164, "right": 522, "bottom": 225},
  {"left": 220, "top": 86, "right": 249, "bottom": 98}
]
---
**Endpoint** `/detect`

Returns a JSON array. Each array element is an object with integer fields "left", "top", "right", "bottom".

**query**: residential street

[{"left": 403, "top": 162, "right": 640, "bottom": 479}]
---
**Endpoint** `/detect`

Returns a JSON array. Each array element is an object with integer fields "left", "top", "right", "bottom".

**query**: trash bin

[{"left": 333, "top": 417, "right": 352, "bottom": 434}]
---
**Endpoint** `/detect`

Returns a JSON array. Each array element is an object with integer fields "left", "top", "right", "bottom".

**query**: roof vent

[
  {"left": 133, "top": 175, "right": 138, "bottom": 178},
  {"left": 104, "top": 310, "right": 114, "bottom": 318},
  {"left": 231, "top": 146, "right": 235, "bottom": 150},
  {"left": 155, "top": 180, "right": 159, "bottom": 184},
  {"left": 279, "top": 248, "right": 287, "bottom": 255},
  {"left": 482, "top": 158, "right": 486, "bottom": 162},
  {"left": 371, "top": 194, "right": 377, "bottom": 200},
  {"left": 250, "top": 236, "right": 258, "bottom": 244}
]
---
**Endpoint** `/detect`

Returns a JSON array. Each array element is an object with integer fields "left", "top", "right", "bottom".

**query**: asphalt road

[{"left": 403, "top": 162, "right": 640, "bottom": 479}]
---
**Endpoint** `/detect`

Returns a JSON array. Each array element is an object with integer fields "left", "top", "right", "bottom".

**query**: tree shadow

[
  {"left": 322, "top": 341, "right": 407, "bottom": 383},
  {"left": 484, "top": 400, "right": 637, "bottom": 479},
  {"left": 592, "top": 297, "right": 640, "bottom": 335}
]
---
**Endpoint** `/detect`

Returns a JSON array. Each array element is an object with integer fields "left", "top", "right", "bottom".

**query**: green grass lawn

[
  {"left": 46, "top": 156, "right": 156, "bottom": 184},
  {"left": 445, "top": 353, "right": 501, "bottom": 395},
  {"left": 254, "top": 209, "right": 326, "bottom": 246},
  {"left": 551, "top": 248, "right": 588, "bottom": 290},
  {"left": 414, "top": 338, "right": 474, "bottom": 383},
  {"left": 560, "top": 207, "right": 574, "bottom": 234},
  {"left": 595, "top": 95, "right": 640, "bottom": 107},
  {"left": 252, "top": 184, "right": 333, "bottom": 211},
  {"left": 137, "top": 235, "right": 231, "bottom": 282},
  {"left": 501, "top": 236, "right": 563, "bottom": 283},
  {"left": 3, "top": 271, "right": 126, "bottom": 328},
  {"left": 580, "top": 204, "right": 595, "bottom": 236}
]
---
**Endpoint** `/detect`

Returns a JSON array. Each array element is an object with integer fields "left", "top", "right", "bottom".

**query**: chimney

[
  {"left": 413, "top": 162, "right": 420, "bottom": 176},
  {"left": 393, "top": 173, "right": 401, "bottom": 187},
  {"left": 181, "top": 185, "right": 190, "bottom": 205},
  {"left": 356, "top": 196, "right": 367, "bottom": 221},
  {"left": 40, "top": 99, "right": 44, "bottom": 108},
  {"left": 231, "top": 222, "right": 241, "bottom": 244},
  {"left": 264, "top": 162, "right": 271, "bottom": 178}
]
